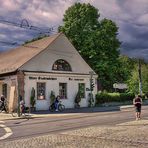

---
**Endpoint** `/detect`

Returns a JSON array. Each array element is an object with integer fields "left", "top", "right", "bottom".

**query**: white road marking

[{"left": 0, "top": 122, "right": 13, "bottom": 140}]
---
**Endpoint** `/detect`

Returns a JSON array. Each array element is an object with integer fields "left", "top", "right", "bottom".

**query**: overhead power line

[
  {"left": 0, "top": 18, "right": 58, "bottom": 47},
  {"left": 0, "top": 40, "right": 18, "bottom": 46},
  {"left": 0, "top": 19, "right": 54, "bottom": 34}
]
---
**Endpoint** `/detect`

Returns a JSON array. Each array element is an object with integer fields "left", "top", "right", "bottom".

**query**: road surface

[{"left": 1, "top": 106, "right": 148, "bottom": 142}]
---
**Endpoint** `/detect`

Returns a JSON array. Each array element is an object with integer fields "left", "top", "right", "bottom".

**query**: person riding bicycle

[
  {"left": 54, "top": 95, "right": 60, "bottom": 111},
  {"left": 0, "top": 95, "right": 7, "bottom": 112},
  {"left": 19, "top": 96, "right": 25, "bottom": 115}
]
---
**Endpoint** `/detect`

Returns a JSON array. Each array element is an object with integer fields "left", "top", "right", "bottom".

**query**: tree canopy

[
  {"left": 59, "top": 3, "right": 121, "bottom": 90},
  {"left": 126, "top": 59, "right": 148, "bottom": 94}
]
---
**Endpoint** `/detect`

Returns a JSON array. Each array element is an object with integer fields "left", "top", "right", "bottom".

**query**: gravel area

[{"left": 1, "top": 120, "right": 148, "bottom": 148}]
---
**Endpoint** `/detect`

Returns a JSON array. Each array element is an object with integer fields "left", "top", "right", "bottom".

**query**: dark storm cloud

[
  {"left": 113, "top": 0, "right": 148, "bottom": 61},
  {"left": 0, "top": 0, "right": 147, "bottom": 61}
]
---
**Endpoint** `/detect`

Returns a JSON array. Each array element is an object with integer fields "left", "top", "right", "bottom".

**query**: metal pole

[
  {"left": 138, "top": 59, "right": 142, "bottom": 96},
  {"left": 17, "top": 71, "right": 21, "bottom": 117},
  {"left": 89, "top": 71, "right": 94, "bottom": 107}
]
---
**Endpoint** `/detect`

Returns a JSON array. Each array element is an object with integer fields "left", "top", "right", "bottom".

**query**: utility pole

[
  {"left": 138, "top": 59, "right": 142, "bottom": 96},
  {"left": 89, "top": 71, "right": 94, "bottom": 107}
]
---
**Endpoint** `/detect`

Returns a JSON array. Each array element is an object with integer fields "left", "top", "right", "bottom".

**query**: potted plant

[
  {"left": 50, "top": 91, "right": 55, "bottom": 106},
  {"left": 74, "top": 91, "right": 81, "bottom": 108},
  {"left": 30, "top": 87, "right": 36, "bottom": 112},
  {"left": 88, "top": 93, "right": 94, "bottom": 107}
]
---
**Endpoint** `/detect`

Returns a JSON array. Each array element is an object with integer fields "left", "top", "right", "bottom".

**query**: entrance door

[{"left": 2, "top": 83, "right": 7, "bottom": 98}]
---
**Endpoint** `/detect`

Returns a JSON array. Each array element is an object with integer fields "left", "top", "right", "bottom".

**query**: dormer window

[{"left": 52, "top": 59, "right": 72, "bottom": 71}]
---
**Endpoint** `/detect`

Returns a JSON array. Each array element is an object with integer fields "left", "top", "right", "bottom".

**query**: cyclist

[
  {"left": 19, "top": 96, "right": 25, "bottom": 115},
  {"left": 54, "top": 95, "right": 60, "bottom": 111},
  {"left": 0, "top": 95, "right": 7, "bottom": 112}
]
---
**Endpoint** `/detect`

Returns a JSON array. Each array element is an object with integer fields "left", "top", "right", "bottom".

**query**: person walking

[{"left": 133, "top": 95, "right": 142, "bottom": 120}]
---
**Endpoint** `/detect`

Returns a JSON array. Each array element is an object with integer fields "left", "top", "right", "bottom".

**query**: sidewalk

[{"left": 0, "top": 104, "right": 134, "bottom": 121}]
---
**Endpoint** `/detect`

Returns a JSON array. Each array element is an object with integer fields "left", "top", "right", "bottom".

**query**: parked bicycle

[
  {"left": 0, "top": 100, "right": 8, "bottom": 113},
  {"left": 49, "top": 101, "right": 65, "bottom": 112},
  {"left": 11, "top": 106, "right": 30, "bottom": 119}
]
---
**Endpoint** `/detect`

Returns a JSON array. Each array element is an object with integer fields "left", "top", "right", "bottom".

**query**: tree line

[{"left": 25, "top": 3, "right": 148, "bottom": 94}]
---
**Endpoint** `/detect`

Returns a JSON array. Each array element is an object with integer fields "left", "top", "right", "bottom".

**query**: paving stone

[{"left": 1, "top": 120, "right": 148, "bottom": 148}]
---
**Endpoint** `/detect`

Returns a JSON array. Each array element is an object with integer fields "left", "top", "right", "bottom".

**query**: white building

[{"left": 0, "top": 33, "right": 98, "bottom": 111}]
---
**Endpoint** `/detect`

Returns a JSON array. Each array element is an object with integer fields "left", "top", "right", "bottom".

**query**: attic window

[{"left": 52, "top": 59, "right": 72, "bottom": 71}]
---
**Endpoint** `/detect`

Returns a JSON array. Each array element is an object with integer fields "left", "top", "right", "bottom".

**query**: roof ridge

[
  {"left": 17, "top": 33, "right": 62, "bottom": 70},
  {"left": 0, "top": 33, "right": 63, "bottom": 74},
  {"left": 23, "top": 32, "right": 61, "bottom": 46}
]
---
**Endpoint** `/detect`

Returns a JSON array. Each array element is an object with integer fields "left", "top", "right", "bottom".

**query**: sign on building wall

[{"left": 29, "top": 76, "right": 57, "bottom": 80}]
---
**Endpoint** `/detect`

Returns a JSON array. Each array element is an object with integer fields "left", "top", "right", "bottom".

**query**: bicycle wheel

[
  {"left": 49, "top": 106, "right": 54, "bottom": 112},
  {"left": 23, "top": 107, "right": 31, "bottom": 119},
  {"left": 0, "top": 107, "right": 2, "bottom": 113},
  {"left": 58, "top": 104, "right": 65, "bottom": 112},
  {"left": 0, "top": 106, "right": 8, "bottom": 113},
  {"left": 11, "top": 109, "right": 18, "bottom": 117},
  {"left": 5, "top": 104, "right": 9, "bottom": 113},
  {"left": 49, "top": 104, "right": 55, "bottom": 112}
]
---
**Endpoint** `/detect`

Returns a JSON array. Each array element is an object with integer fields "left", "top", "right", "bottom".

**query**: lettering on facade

[
  {"left": 86, "top": 88, "right": 90, "bottom": 91},
  {"left": 29, "top": 76, "right": 57, "bottom": 80},
  {"left": 29, "top": 77, "right": 37, "bottom": 80},
  {"left": 69, "top": 78, "right": 84, "bottom": 81}
]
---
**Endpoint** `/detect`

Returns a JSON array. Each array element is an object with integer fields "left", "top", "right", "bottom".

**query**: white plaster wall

[
  {"left": 20, "top": 34, "right": 98, "bottom": 110},
  {"left": 20, "top": 34, "right": 95, "bottom": 74},
  {"left": 24, "top": 72, "right": 97, "bottom": 110}
]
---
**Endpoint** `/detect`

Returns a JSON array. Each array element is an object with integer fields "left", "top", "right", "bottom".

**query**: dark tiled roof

[{"left": 0, "top": 33, "right": 61, "bottom": 74}]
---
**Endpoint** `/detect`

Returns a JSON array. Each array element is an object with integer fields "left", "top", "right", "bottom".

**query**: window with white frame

[
  {"left": 59, "top": 83, "right": 67, "bottom": 99},
  {"left": 78, "top": 83, "right": 85, "bottom": 98},
  {"left": 37, "top": 82, "right": 46, "bottom": 100}
]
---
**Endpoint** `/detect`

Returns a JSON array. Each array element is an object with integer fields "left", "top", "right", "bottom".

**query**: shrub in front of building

[
  {"left": 74, "top": 91, "right": 81, "bottom": 108},
  {"left": 95, "top": 92, "right": 135, "bottom": 105},
  {"left": 30, "top": 87, "right": 36, "bottom": 107},
  {"left": 50, "top": 91, "right": 55, "bottom": 105}
]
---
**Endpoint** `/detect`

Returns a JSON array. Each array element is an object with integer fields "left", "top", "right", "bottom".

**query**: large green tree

[
  {"left": 59, "top": 3, "right": 120, "bottom": 90},
  {"left": 116, "top": 55, "right": 135, "bottom": 83},
  {"left": 127, "top": 60, "right": 148, "bottom": 94}
]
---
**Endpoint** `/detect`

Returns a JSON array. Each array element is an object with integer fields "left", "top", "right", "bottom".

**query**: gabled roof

[{"left": 0, "top": 33, "right": 61, "bottom": 74}]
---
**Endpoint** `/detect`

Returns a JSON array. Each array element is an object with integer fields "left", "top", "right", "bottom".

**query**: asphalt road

[{"left": 1, "top": 106, "right": 148, "bottom": 142}]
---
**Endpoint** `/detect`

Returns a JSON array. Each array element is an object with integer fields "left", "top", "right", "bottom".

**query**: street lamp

[
  {"left": 89, "top": 71, "right": 94, "bottom": 106},
  {"left": 138, "top": 59, "right": 142, "bottom": 96}
]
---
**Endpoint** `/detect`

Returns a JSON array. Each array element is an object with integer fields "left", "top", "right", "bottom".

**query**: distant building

[{"left": 0, "top": 33, "right": 97, "bottom": 111}]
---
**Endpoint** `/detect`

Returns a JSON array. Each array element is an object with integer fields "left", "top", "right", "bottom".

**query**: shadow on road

[{"left": 31, "top": 106, "right": 121, "bottom": 115}]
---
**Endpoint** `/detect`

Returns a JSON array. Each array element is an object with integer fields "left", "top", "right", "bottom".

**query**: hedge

[{"left": 95, "top": 92, "right": 135, "bottom": 104}]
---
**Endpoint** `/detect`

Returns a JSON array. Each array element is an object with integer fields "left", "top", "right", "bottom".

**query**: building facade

[{"left": 0, "top": 33, "right": 97, "bottom": 111}]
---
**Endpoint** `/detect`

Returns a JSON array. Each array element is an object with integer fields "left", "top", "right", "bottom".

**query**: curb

[
  {"left": 0, "top": 105, "right": 139, "bottom": 121},
  {"left": 120, "top": 105, "right": 134, "bottom": 110},
  {"left": 0, "top": 112, "right": 82, "bottom": 121}
]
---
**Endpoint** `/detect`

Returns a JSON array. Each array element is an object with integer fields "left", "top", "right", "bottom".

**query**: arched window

[{"left": 52, "top": 59, "right": 72, "bottom": 71}]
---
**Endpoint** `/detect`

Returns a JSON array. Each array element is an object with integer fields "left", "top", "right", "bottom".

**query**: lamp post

[
  {"left": 89, "top": 71, "right": 94, "bottom": 106},
  {"left": 138, "top": 59, "right": 142, "bottom": 96}
]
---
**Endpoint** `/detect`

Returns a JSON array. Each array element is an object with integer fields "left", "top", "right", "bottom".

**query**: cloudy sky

[{"left": 0, "top": 0, "right": 148, "bottom": 62}]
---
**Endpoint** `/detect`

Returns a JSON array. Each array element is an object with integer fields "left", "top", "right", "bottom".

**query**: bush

[
  {"left": 95, "top": 92, "right": 135, "bottom": 105},
  {"left": 74, "top": 91, "right": 81, "bottom": 108},
  {"left": 30, "top": 87, "right": 35, "bottom": 107},
  {"left": 145, "top": 92, "right": 148, "bottom": 98}
]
